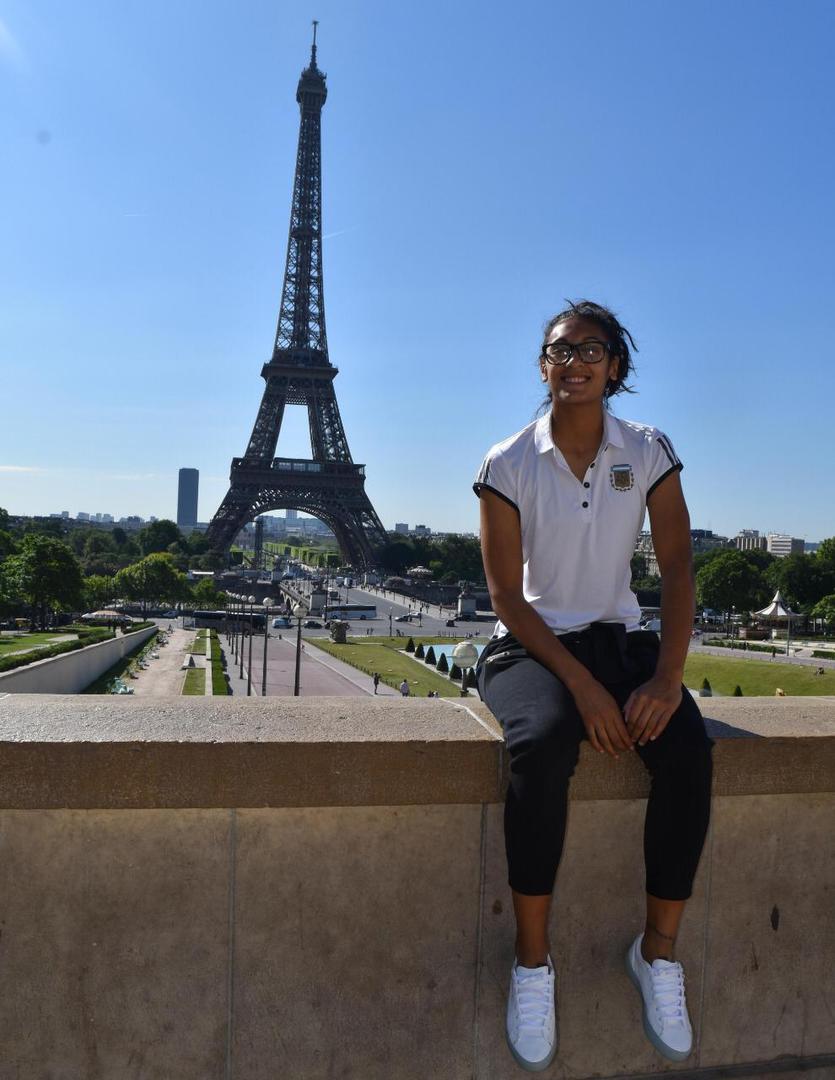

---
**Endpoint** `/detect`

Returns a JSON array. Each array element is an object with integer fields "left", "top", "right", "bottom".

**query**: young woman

[{"left": 473, "top": 300, "right": 714, "bottom": 1072}]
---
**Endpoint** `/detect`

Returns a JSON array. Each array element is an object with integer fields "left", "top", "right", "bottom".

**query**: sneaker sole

[{"left": 624, "top": 947, "right": 691, "bottom": 1063}]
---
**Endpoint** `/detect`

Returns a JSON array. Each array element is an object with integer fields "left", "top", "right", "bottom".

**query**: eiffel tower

[{"left": 207, "top": 24, "right": 387, "bottom": 567}]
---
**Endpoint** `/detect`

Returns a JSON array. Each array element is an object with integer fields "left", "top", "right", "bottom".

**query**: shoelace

[
  {"left": 650, "top": 963, "right": 687, "bottom": 1025},
  {"left": 514, "top": 967, "right": 553, "bottom": 1034}
]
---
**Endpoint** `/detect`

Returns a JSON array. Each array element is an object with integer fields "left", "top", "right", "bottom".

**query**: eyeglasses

[{"left": 542, "top": 339, "right": 611, "bottom": 366}]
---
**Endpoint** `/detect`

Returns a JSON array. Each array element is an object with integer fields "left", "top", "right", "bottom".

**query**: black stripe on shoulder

[
  {"left": 656, "top": 434, "right": 679, "bottom": 467},
  {"left": 473, "top": 482, "right": 520, "bottom": 513},
  {"left": 647, "top": 461, "right": 683, "bottom": 499}
]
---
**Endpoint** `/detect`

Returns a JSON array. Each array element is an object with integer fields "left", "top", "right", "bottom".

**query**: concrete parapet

[{"left": 0, "top": 694, "right": 832, "bottom": 1079}]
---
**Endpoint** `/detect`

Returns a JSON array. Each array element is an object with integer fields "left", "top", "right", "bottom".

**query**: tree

[
  {"left": 0, "top": 535, "right": 84, "bottom": 628},
  {"left": 192, "top": 578, "right": 226, "bottom": 608},
  {"left": 810, "top": 595, "right": 835, "bottom": 627},
  {"left": 137, "top": 520, "right": 182, "bottom": 555},
  {"left": 816, "top": 537, "right": 835, "bottom": 569},
  {"left": 766, "top": 553, "right": 833, "bottom": 610},
  {"left": 424, "top": 646, "right": 436, "bottom": 665},
  {"left": 114, "top": 553, "right": 189, "bottom": 616},
  {"left": 436, "top": 652, "right": 449, "bottom": 673},
  {"left": 696, "top": 550, "right": 769, "bottom": 616},
  {"left": 84, "top": 575, "right": 115, "bottom": 609},
  {"left": 0, "top": 530, "right": 17, "bottom": 561}
]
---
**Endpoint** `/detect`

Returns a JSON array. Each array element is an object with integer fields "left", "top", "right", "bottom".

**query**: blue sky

[{"left": 2, "top": 0, "right": 834, "bottom": 541}]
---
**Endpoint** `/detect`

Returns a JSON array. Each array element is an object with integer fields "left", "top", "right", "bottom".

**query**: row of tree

[{"left": 694, "top": 543, "right": 835, "bottom": 624}]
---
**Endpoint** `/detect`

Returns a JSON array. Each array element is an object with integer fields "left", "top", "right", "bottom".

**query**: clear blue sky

[{"left": 2, "top": 0, "right": 834, "bottom": 541}]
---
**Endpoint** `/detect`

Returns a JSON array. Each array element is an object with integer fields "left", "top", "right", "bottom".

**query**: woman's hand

[
  {"left": 573, "top": 677, "right": 635, "bottom": 758},
  {"left": 623, "top": 676, "right": 683, "bottom": 746}
]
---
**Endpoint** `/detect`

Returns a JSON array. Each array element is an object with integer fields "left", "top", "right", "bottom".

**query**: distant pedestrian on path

[
  {"left": 399, "top": 679, "right": 410, "bottom": 697},
  {"left": 771, "top": 646, "right": 777, "bottom": 660},
  {"left": 373, "top": 672, "right": 380, "bottom": 694}
]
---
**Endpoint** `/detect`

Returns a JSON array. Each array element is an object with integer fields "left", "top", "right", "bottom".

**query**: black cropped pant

[{"left": 476, "top": 623, "right": 714, "bottom": 899}]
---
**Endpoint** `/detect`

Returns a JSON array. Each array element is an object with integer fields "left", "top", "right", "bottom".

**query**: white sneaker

[
  {"left": 625, "top": 933, "right": 693, "bottom": 1061},
  {"left": 505, "top": 954, "right": 558, "bottom": 1072}
]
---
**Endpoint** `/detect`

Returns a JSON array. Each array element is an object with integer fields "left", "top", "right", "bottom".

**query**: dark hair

[{"left": 537, "top": 299, "right": 637, "bottom": 413}]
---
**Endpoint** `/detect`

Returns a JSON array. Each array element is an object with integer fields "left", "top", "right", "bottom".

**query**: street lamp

[
  {"left": 246, "top": 595, "right": 256, "bottom": 696},
  {"left": 239, "top": 594, "right": 245, "bottom": 681},
  {"left": 292, "top": 598, "right": 310, "bottom": 697},
  {"left": 452, "top": 641, "right": 479, "bottom": 698},
  {"left": 388, "top": 607, "right": 393, "bottom": 638},
  {"left": 261, "top": 598, "right": 271, "bottom": 697},
  {"left": 231, "top": 594, "right": 238, "bottom": 660}
]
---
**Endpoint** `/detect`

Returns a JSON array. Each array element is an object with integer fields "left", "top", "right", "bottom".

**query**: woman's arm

[
  {"left": 479, "top": 490, "right": 634, "bottom": 757},
  {"left": 623, "top": 471, "right": 694, "bottom": 745}
]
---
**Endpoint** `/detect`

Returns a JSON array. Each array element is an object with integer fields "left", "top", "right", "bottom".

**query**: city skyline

[{"left": 2, "top": 2, "right": 835, "bottom": 540}]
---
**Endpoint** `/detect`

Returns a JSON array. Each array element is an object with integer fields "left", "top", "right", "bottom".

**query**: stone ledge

[{"left": 0, "top": 694, "right": 832, "bottom": 809}]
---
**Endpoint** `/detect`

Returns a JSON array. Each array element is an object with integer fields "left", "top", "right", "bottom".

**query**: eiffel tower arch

[{"left": 207, "top": 25, "right": 387, "bottom": 567}]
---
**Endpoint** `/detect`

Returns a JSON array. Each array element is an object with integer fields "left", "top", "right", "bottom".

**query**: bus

[
  {"left": 324, "top": 605, "right": 377, "bottom": 622},
  {"left": 193, "top": 609, "right": 266, "bottom": 630}
]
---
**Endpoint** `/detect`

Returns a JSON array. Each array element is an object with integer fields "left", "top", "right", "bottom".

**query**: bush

[
  {"left": 733, "top": 685, "right": 743, "bottom": 696},
  {"left": 449, "top": 662, "right": 462, "bottom": 681},
  {"left": 405, "top": 637, "right": 415, "bottom": 653},
  {"left": 414, "top": 643, "right": 425, "bottom": 658},
  {"left": 436, "top": 652, "right": 449, "bottom": 673},
  {"left": 813, "top": 650, "right": 835, "bottom": 660},
  {"left": 424, "top": 646, "right": 436, "bottom": 665},
  {"left": 699, "top": 677, "right": 712, "bottom": 698},
  {"left": 464, "top": 668, "right": 478, "bottom": 690}
]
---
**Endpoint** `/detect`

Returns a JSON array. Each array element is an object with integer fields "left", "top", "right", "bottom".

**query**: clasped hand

[{"left": 576, "top": 675, "right": 682, "bottom": 758}]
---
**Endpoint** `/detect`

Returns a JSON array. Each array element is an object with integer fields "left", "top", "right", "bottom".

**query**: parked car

[
  {"left": 162, "top": 610, "right": 178, "bottom": 618},
  {"left": 272, "top": 617, "right": 292, "bottom": 628},
  {"left": 304, "top": 619, "right": 323, "bottom": 629}
]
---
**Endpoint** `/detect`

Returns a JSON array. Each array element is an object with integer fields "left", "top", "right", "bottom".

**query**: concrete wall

[
  {"left": 0, "top": 624, "right": 157, "bottom": 694},
  {"left": 0, "top": 695, "right": 832, "bottom": 1080}
]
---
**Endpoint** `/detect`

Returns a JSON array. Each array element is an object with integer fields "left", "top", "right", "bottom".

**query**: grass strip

[
  {"left": 683, "top": 653, "right": 835, "bottom": 696},
  {"left": 211, "top": 630, "right": 228, "bottom": 695},
  {"left": 182, "top": 667, "right": 205, "bottom": 695}
]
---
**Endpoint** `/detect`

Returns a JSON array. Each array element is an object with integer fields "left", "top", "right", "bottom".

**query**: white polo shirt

[{"left": 473, "top": 410, "right": 683, "bottom": 637}]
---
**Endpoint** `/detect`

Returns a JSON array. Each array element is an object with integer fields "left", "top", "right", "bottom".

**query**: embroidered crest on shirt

[{"left": 610, "top": 464, "right": 634, "bottom": 491}]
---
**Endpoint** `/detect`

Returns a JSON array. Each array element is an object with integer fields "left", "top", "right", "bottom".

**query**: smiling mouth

[{"left": 560, "top": 375, "right": 590, "bottom": 384}]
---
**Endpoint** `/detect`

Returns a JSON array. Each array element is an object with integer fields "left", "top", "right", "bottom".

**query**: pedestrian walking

[
  {"left": 474, "top": 300, "right": 714, "bottom": 1071},
  {"left": 373, "top": 671, "right": 380, "bottom": 694},
  {"left": 399, "top": 678, "right": 410, "bottom": 697}
]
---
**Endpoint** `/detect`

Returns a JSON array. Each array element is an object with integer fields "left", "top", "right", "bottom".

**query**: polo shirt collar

[{"left": 534, "top": 410, "right": 624, "bottom": 454}]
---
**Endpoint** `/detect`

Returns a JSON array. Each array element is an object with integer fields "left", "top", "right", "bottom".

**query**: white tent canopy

[{"left": 753, "top": 590, "right": 798, "bottom": 620}]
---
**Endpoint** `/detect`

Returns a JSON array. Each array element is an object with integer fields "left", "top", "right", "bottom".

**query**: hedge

[
  {"left": 0, "top": 626, "right": 115, "bottom": 674},
  {"left": 436, "top": 652, "right": 449, "bottom": 673},
  {"left": 424, "top": 646, "right": 436, "bottom": 665},
  {"left": 414, "top": 643, "right": 425, "bottom": 658},
  {"left": 405, "top": 637, "right": 415, "bottom": 653}
]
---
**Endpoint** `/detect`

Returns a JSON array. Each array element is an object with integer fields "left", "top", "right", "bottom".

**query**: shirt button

[
  {"left": 583, "top": 481, "right": 590, "bottom": 488},
  {"left": 582, "top": 501, "right": 589, "bottom": 508}
]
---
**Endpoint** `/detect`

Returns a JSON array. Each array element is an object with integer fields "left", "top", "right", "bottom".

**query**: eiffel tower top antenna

[{"left": 311, "top": 19, "right": 319, "bottom": 67}]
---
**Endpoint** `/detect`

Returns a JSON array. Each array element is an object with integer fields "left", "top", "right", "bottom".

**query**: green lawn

[
  {"left": 684, "top": 654, "right": 834, "bottom": 696},
  {"left": 0, "top": 632, "right": 76, "bottom": 657},
  {"left": 309, "top": 636, "right": 475, "bottom": 697},
  {"left": 182, "top": 667, "right": 205, "bottom": 695}
]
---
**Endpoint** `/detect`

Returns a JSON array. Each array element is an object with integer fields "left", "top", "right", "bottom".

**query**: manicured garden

[{"left": 308, "top": 634, "right": 484, "bottom": 697}]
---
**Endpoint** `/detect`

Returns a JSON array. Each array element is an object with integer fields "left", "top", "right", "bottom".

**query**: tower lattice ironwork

[{"left": 207, "top": 25, "right": 387, "bottom": 566}]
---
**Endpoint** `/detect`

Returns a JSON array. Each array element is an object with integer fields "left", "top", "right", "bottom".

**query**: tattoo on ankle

[{"left": 646, "top": 922, "right": 676, "bottom": 943}]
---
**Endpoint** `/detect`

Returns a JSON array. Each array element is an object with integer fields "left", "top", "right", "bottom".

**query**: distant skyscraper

[
  {"left": 177, "top": 468, "right": 199, "bottom": 527},
  {"left": 394, "top": 523, "right": 409, "bottom": 535}
]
